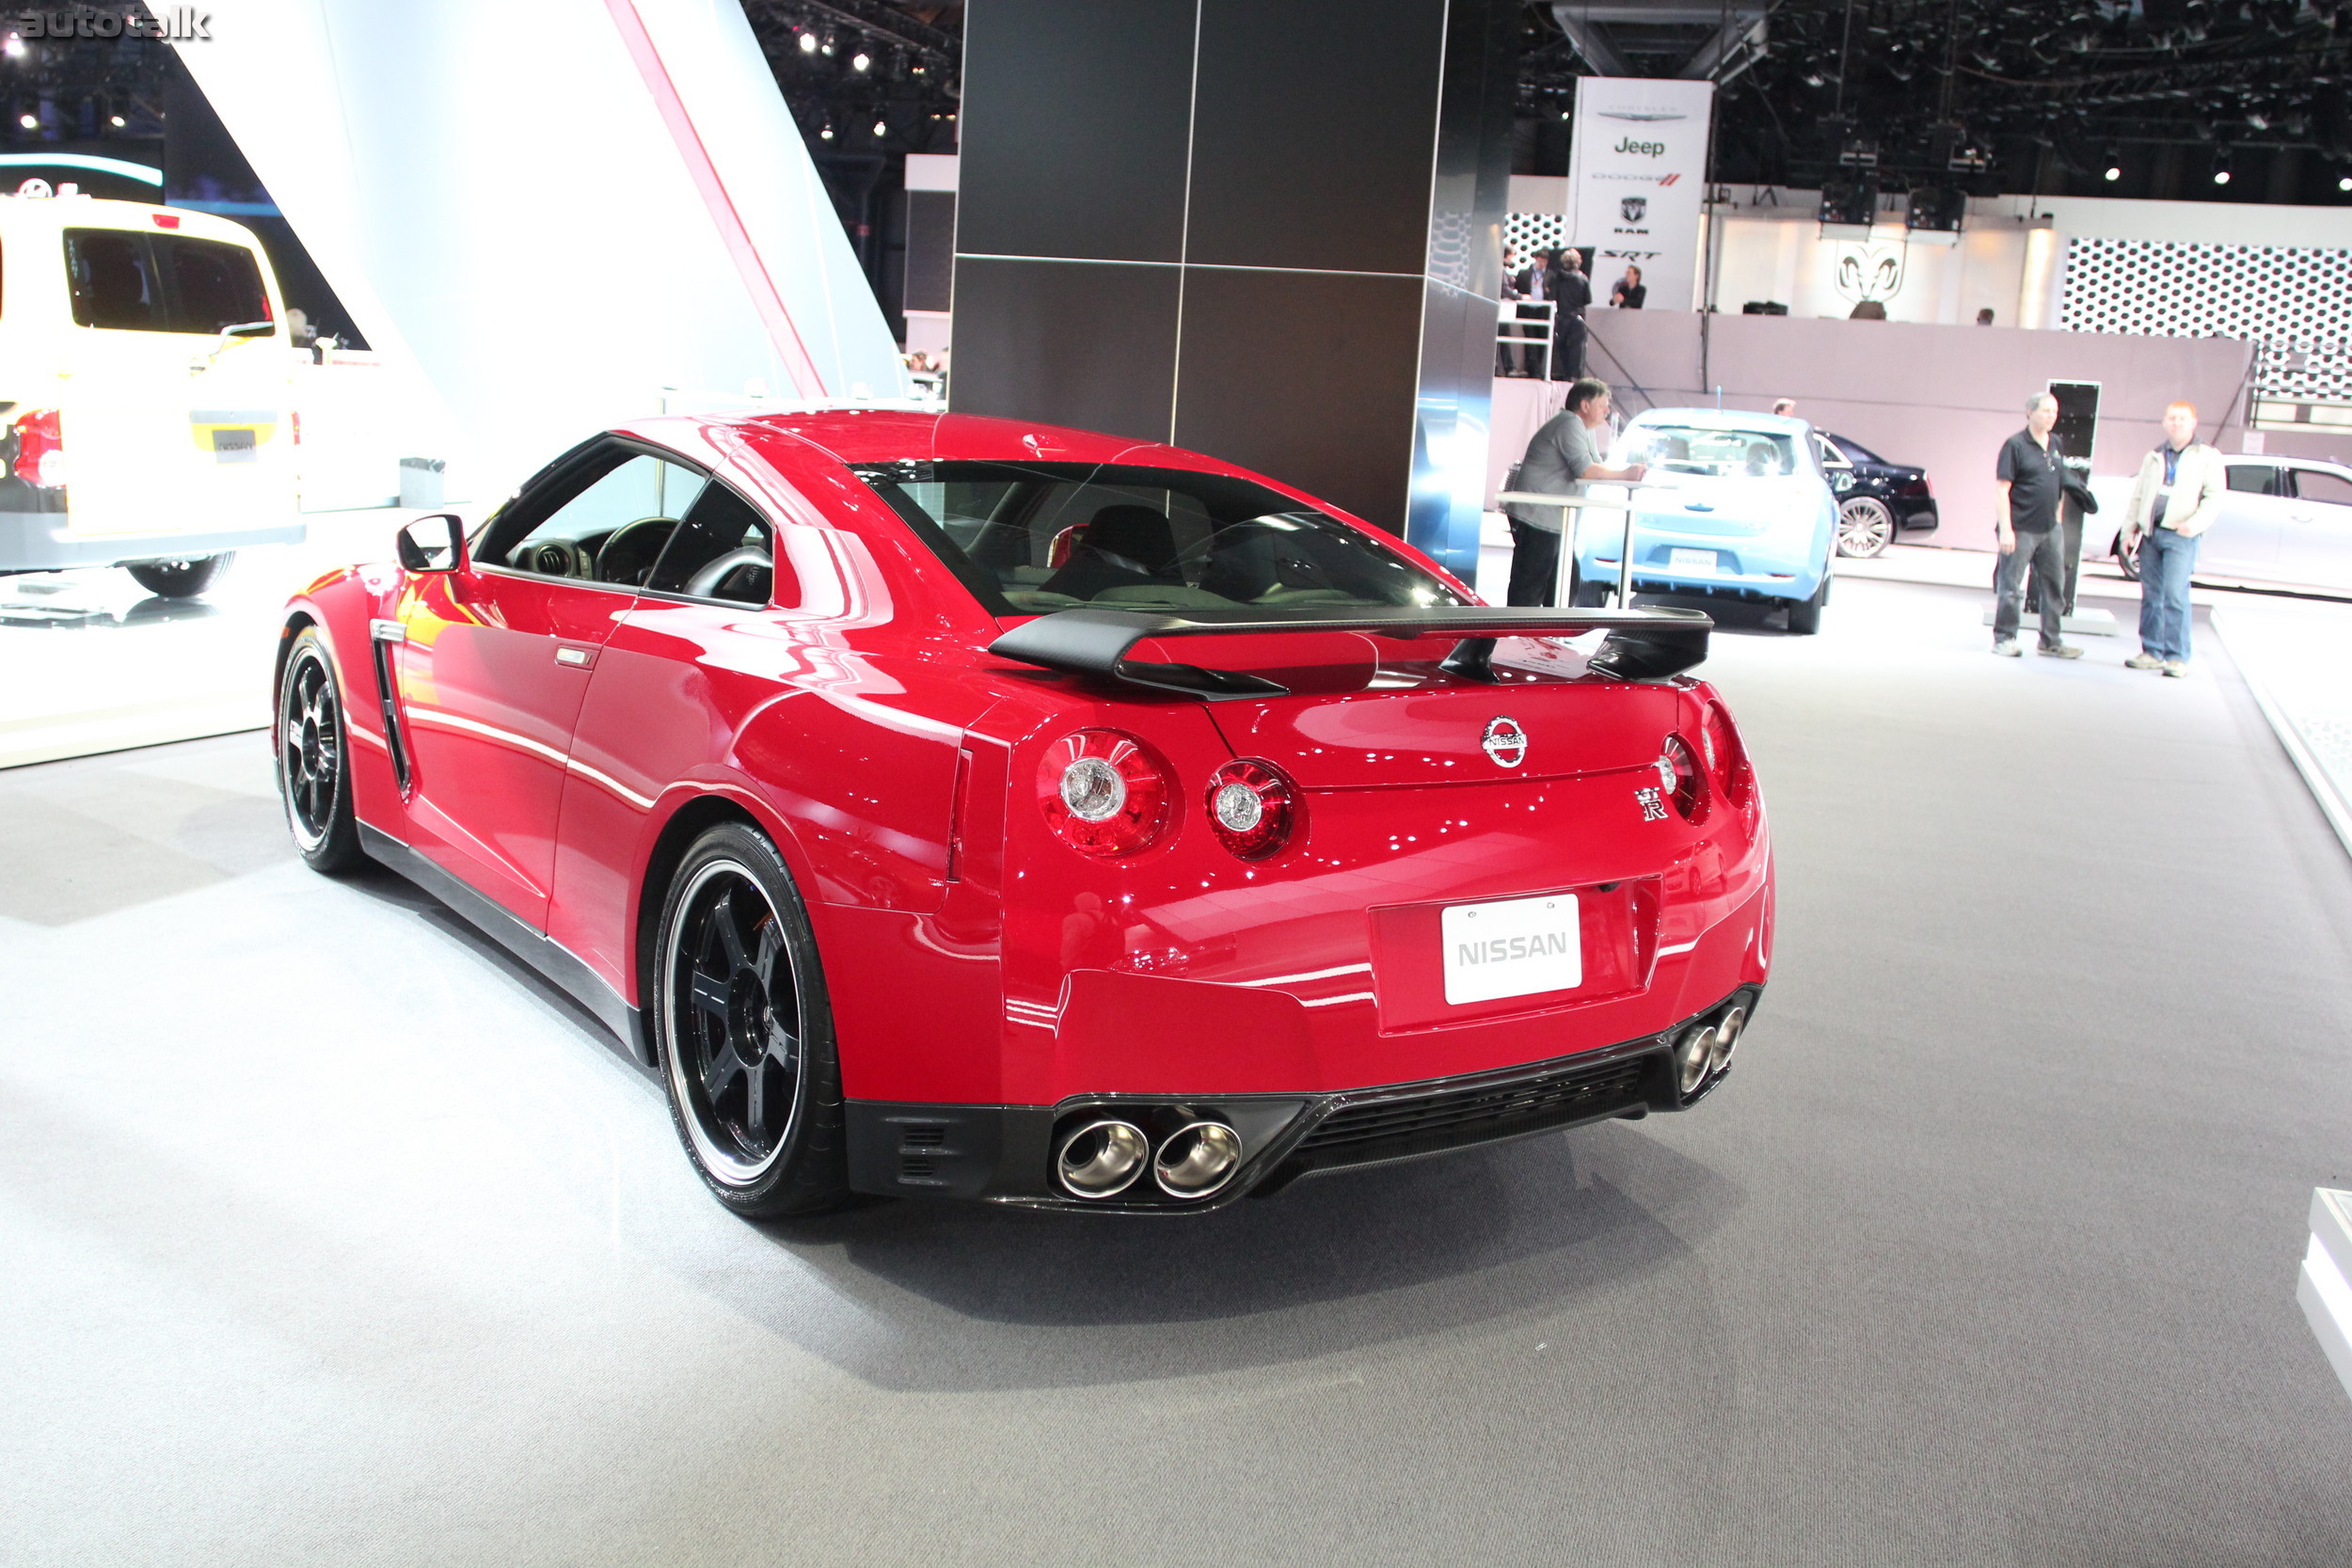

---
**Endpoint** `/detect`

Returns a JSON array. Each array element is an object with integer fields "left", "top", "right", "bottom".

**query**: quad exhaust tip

[
  {"left": 1675, "top": 1024, "right": 1714, "bottom": 1097},
  {"left": 1153, "top": 1120, "right": 1243, "bottom": 1199},
  {"left": 1709, "top": 1004, "right": 1748, "bottom": 1075},
  {"left": 1056, "top": 1119, "right": 1149, "bottom": 1198}
]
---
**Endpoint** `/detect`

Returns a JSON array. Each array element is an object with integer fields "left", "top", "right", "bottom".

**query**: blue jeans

[{"left": 2137, "top": 527, "right": 2198, "bottom": 662}]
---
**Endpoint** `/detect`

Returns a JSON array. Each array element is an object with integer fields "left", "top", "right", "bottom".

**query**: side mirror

[
  {"left": 222, "top": 321, "right": 276, "bottom": 341},
  {"left": 397, "top": 514, "right": 467, "bottom": 573}
]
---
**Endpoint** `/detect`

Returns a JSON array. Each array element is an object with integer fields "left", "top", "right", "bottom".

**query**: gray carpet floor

[{"left": 3, "top": 576, "right": 2348, "bottom": 1566}]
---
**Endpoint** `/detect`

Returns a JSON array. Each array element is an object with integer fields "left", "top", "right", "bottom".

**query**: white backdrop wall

[{"left": 177, "top": 0, "right": 906, "bottom": 500}]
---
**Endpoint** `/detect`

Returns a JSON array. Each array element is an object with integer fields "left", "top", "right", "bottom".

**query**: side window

[
  {"left": 157, "top": 236, "right": 269, "bottom": 334},
  {"left": 2291, "top": 469, "right": 2352, "bottom": 509},
  {"left": 2225, "top": 464, "right": 2282, "bottom": 496},
  {"left": 64, "top": 230, "right": 163, "bottom": 330},
  {"left": 647, "top": 483, "right": 780, "bottom": 606},
  {"left": 490, "top": 450, "right": 708, "bottom": 586}
]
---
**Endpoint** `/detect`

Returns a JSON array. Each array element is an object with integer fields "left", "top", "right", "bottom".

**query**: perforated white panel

[
  {"left": 2063, "top": 237, "right": 2352, "bottom": 402},
  {"left": 1504, "top": 212, "right": 1568, "bottom": 267}
]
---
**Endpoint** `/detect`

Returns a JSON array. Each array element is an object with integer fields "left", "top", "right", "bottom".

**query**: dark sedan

[{"left": 1814, "top": 433, "right": 1939, "bottom": 558}]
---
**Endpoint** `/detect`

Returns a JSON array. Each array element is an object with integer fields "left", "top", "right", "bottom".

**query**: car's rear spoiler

[{"left": 986, "top": 605, "right": 1711, "bottom": 700}]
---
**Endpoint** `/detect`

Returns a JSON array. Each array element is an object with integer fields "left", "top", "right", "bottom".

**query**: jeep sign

[{"left": 1565, "top": 76, "right": 1716, "bottom": 312}]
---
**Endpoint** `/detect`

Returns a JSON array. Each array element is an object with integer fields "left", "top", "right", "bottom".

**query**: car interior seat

[{"left": 1040, "top": 504, "right": 1179, "bottom": 600}]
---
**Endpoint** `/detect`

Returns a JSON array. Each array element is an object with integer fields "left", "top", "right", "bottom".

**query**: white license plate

[
  {"left": 1670, "top": 547, "right": 1717, "bottom": 574},
  {"left": 1440, "top": 894, "right": 1581, "bottom": 1006}
]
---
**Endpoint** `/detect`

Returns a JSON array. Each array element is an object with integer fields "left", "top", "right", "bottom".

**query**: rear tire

[
  {"left": 127, "top": 553, "right": 233, "bottom": 598},
  {"left": 1835, "top": 498, "right": 1896, "bottom": 558},
  {"left": 277, "top": 628, "right": 365, "bottom": 874},
  {"left": 1567, "top": 560, "right": 1610, "bottom": 608},
  {"left": 1787, "top": 573, "right": 1829, "bottom": 635},
  {"left": 654, "top": 823, "right": 850, "bottom": 1219}
]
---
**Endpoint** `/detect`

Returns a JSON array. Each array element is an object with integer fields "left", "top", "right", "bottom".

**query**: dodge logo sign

[
  {"left": 1482, "top": 717, "right": 1528, "bottom": 768},
  {"left": 1621, "top": 196, "right": 1647, "bottom": 223}
]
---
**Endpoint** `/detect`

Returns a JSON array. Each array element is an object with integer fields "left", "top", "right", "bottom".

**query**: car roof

[
  {"left": 696, "top": 408, "right": 1182, "bottom": 467},
  {"left": 1629, "top": 407, "right": 1810, "bottom": 434}
]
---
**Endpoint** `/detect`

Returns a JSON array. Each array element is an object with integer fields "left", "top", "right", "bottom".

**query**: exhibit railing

[{"left": 1496, "top": 299, "right": 1556, "bottom": 378}]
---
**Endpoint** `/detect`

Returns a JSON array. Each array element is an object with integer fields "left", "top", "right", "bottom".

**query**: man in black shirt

[
  {"left": 1991, "top": 392, "right": 2079, "bottom": 657},
  {"left": 1551, "top": 251, "right": 1592, "bottom": 381},
  {"left": 1610, "top": 264, "right": 1646, "bottom": 309}
]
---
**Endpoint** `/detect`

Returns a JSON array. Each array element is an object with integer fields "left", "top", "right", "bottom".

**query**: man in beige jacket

[{"left": 2122, "top": 401, "right": 2225, "bottom": 676}]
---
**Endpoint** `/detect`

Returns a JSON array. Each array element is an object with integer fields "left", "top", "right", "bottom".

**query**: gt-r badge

[
  {"left": 1481, "top": 717, "right": 1528, "bottom": 768},
  {"left": 1636, "top": 786, "right": 1670, "bottom": 822}
]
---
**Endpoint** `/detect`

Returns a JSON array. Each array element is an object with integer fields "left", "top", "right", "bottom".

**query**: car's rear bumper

[
  {"left": 843, "top": 983, "right": 1761, "bottom": 1211},
  {"left": 0, "top": 503, "right": 303, "bottom": 571},
  {"left": 1580, "top": 520, "right": 1825, "bottom": 600},
  {"left": 1899, "top": 499, "right": 1939, "bottom": 531}
]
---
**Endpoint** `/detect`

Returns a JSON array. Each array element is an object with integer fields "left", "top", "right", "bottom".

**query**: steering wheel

[
  {"left": 595, "top": 515, "right": 677, "bottom": 585},
  {"left": 683, "top": 546, "right": 772, "bottom": 601}
]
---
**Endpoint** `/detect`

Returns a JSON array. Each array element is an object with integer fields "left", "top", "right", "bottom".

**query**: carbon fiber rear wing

[{"left": 986, "top": 604, "right": 1711, "bottom": 700}]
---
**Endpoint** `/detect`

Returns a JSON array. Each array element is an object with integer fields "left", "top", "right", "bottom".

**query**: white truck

[{"left": 1, "top": 181, "right": 301, "bottom": 596}]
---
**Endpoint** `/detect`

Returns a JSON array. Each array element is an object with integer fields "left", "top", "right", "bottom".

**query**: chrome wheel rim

[
  {"left": 1836, "top": 499, "right": 1896, "bottom": 558},
  {"left": 279, "top": 651, "right": 340, "bottom": 851},
  {"left": 662, "top": 860, "right": 802, "bottom": 1186}
]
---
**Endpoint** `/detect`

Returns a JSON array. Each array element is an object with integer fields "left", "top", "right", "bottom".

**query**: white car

[
  {"left": 2102, "top": 453, "right": 2352, "bottom": 596},
  {"left": 1, "top": 183, "right": 302, "bottom": 596}
]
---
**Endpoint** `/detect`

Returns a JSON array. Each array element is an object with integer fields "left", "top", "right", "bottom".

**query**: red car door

[{"left": 392, "top": 441, "right": 709, "bottom": 927}]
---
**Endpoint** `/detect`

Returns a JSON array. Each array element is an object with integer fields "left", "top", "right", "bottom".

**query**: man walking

[
  {"left": 1504, "top": 377, "right": 1646, "bottom": 606},
  {"left": 1992, "top": 392, "right": 2080, "bottom": 658},
  {"left": 2122, "top": 400, "right": 2224, "bottom": 676}
]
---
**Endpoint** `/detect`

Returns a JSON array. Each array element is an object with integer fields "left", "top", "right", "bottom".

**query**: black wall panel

[
  {"left": 949, "top": 259, "right": 1180, "bottom": 442},
  {"left": 956, "top": 0, "right": 1198, "bottom": 262},
  {"left": 1172, "top": 269, "right": 1422, "bottom": 532},
  {"left": 1184, "top": 0, "right": 1448, "bottom": 275},
  {"left": 902, "top": 191, "right": 957, "bottom": 315}
]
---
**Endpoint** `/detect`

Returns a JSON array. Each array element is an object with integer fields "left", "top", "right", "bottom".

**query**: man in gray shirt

[{"left": 1505, "top": 377, "right": 1647, "bottom": 606}]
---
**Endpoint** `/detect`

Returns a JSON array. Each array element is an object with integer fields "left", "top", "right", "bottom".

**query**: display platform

[
  {"left": 6, "top": 574, "right": 2350, "bottom": 1564},
  {"left": 0, "top": 506, "right": 442, "bottom": 769}
]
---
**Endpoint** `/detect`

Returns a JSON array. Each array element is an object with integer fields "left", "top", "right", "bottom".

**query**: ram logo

[{"left": 1621, "top": 196, "right": 1648, "bottom": 224}]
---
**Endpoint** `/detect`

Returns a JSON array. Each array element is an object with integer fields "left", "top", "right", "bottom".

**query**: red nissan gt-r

[{"left": 275, "top": 410, "right": 1772, "bottom": 1216}]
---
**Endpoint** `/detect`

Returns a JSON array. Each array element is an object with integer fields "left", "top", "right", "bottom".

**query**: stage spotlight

[
  {"left": 851, "top": 50, "right": 869, "bottom": 71},
  {"left": 872, "top": 118, "right": 886, "bottom": 136},
  {"left": 797, "top": 29, "right": 816, "bottom": 53},
  {"left": 2, "top": 32, "right": 23, "bottom": 57},
  {"left": 108, "top": 114, "right": 124, "bottom": 128},
  {"left": 17, "top": 112, "right": 34, "bottom": 129},
  {"left": 2341, "top": 176, "right": 2351, "bottom": 192},
  {"left": 2214, "top": 167, "right": 2231, "bottom": 184},
  {"left": 818, "top": 122, "right": 834, "bottom": 140}
]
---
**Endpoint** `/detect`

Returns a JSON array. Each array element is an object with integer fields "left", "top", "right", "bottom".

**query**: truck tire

[{"left": 127, "top": 553, "right": 234, "bottom": 598}]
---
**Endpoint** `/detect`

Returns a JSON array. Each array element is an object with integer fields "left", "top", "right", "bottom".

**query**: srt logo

[
  {"left": 1613, "top": 136, "right": 1666, "bottom": 156},
  {"left": 1481, "top": 717, "right": 1528, "bottom": 769},
  {"left": 1621, "top": 197, "right": 1648, "bottom": 223}
]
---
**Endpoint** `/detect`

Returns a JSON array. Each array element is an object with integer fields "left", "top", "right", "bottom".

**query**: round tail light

[
  {"left": 1205, "top": 758, "right": 1298, "bottom": 860},
  {"left": 1700, "top": 701, "right": 1755, "bottom": 809},
  {"left": 1039, "top": 731, "right": 1170, "bottom": 857},
  {"left": 1657, "top": 734, "right": 1707, "bottom": 823}
]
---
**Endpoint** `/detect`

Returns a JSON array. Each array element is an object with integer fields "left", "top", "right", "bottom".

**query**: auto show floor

[{"left": 5, "top": 576, "right": 2352, "bottom": 1567}]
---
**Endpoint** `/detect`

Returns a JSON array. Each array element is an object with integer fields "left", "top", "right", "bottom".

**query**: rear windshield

[
  {"left": 64, "top": 230, "right": 269, "bottom": 334},
  {"left": 852, "top": 460, "right": 1467, "bottom": 616},
  {"left": 1629, "top": 425, "right": 1801, "bottom": 478},
  {"left": 1830, "top": 434, "right": 1886, "bottom": 465}
]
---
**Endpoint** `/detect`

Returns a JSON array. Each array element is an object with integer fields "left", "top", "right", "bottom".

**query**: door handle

[{"left": 554, "top": 645, "right": 596, "bottom": 669}]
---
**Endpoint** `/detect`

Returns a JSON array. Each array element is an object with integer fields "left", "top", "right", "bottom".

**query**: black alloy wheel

[
  {"left": 1835, "top": 498, "right": 1897, "bottom": 559},
  {"left": 655, "top": 823, "right": 848, "bottom": 1217},
  {"left": 278, "top": 627, "right": 363, "bottom": 872}
]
